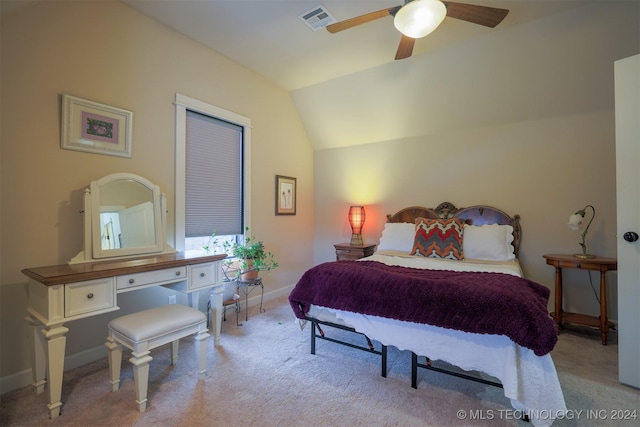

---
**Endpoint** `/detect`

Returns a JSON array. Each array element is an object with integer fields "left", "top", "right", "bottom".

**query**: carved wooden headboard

[{"left": 387, "top": 202, "right": 522, "bottom": 257}]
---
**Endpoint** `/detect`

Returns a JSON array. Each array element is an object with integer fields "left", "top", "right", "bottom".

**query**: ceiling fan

[{"left": 325, "top": 0, "right": 509, "bottom": 60}]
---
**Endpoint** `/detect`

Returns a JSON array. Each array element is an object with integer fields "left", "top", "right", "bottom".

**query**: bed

[{"left": 289, "top": 202, "right": 567, "bottom": 427}]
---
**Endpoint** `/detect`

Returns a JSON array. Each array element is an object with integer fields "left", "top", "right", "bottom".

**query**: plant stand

[{"left": 236, "top": 277, "right": 264, "bottom": 322}]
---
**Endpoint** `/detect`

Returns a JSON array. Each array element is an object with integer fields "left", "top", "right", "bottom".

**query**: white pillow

[
  {"left": 463, "top": 224, "right": 515, "bottom": 261},
  {"left": 377, "top": 222, "right": 416, "bottom": 253}
]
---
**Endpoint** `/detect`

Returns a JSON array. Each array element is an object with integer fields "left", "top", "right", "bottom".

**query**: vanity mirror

[{"left": 70, "top": 173, "right": 175, "bottom": 264}]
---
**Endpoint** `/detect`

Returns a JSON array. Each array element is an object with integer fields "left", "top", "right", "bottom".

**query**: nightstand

[
  {"left": 543, "top": 254, "right": 617, "bottom": 345},
  {"left": 334, "top": 243, "right": 377, "bottom": 261}
]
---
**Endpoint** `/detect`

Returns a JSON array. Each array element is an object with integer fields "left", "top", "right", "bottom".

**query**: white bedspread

[{"left": 306, "top": 252, "right": 567, "bottom": 427}]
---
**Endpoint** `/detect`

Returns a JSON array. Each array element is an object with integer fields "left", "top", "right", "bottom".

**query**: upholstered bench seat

[{"left": 105, "top": 304, "right": 209, "bottom": 412}]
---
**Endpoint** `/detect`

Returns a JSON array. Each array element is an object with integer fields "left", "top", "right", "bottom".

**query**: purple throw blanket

[{"left": 289, "top": 261, "right": 557, "bottom": 356}]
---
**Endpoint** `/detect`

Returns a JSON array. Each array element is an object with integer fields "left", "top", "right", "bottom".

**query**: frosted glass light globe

[{"left": 394, "top": 0, "right": 447, "bottom": 39}]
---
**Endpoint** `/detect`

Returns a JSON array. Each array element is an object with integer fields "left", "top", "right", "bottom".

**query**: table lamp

[
  {"left": 348, "top": 206, "right": 365, "bottom": 246},
  {"left": 567, "top": 204, "right": 596, "bottom": 258}
]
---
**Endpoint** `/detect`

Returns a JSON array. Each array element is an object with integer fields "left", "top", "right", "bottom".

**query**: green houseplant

[{"left": 207, "top": 227, "right": 278, "bottom": 280}]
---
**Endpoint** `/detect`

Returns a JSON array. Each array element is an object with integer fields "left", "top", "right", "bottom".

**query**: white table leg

[
  {"left": 209, "top": 286, "right": 223, "bottom": 346},
  {"left": 25, "top": 315, "right": 46, "bottom": 394},
  {"left": 188, "top": 291, "right": 200, "bottom": 310},
  {"left": 42, "top": 324, "right": 69, "bottom": 419},
  {"left": 195, "top": 329, "right": 210, "bottom": 379}
]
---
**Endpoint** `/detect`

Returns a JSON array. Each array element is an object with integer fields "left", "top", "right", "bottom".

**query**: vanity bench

[{"left": 106, "top": 303, "right": 210, "bottom": 412}]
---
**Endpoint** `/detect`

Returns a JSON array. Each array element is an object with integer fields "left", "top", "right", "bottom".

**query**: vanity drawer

[
  {"left": 65, "top": 278, "right": 115, "bottom": 317},
  {"left": 189, "top": 263, "right": 218, "bottom": 290},
  {"left": 116, "top": 267, "right": 187, "bottom": 291}
]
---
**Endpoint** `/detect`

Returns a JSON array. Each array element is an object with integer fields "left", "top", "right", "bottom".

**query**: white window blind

[{"left": 185, "top": 110, "right": 243, "bottom": 237}]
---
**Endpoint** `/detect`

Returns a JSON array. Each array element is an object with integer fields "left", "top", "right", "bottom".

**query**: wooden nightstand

[
  {"left": 543, "top": 254, "right": 617, "bottom": 345},
  {"left": 334, "top": 243, "right": 377, "bottom": 261}
]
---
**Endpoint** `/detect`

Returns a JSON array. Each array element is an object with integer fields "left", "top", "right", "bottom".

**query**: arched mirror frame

[{"left": 69, "top": 173, "right": 175, "bottom": 264}]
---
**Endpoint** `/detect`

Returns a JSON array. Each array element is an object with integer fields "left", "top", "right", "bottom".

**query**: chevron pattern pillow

[{"left": 411, "top": 218, "right": 464, "bottom": 260}]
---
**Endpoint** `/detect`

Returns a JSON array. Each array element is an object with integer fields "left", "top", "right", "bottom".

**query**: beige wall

[
  {"left": 314, "top": 112, "right": 618, "bottom": 318},
  {"left": 310, "top": 1, "right": 638, "bottom": 327},
  {"left": 0, "top": 0, "right": 314, "bottom": 389}
]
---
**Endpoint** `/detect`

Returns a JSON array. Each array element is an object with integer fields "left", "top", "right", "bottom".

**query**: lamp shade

[
  {"left": 348, "top": 206, "right": 365, "bottom": 245},
  {"left": 393, "top": 0, "right": 447, "bottom": 39}
]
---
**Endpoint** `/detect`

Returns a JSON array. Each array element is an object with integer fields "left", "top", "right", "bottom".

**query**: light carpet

[{"left": 1, "top": 296, "right": 638, "bottom": 426}]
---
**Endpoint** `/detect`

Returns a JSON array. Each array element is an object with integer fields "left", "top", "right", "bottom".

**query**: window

[
  {"left": 175, "top": 94, "right": 252, "bottom": 253},
  {"left": 184, "top": 111, "right": 242, "bottom": 251}
]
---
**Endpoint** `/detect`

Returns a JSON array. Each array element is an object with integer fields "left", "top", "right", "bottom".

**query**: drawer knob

[
  {"left": 87, "top": 293, "right": 94, "bottom": 299},
  {"left": 175, "top": 271, "right": 181, "bottom": 276},
  {"left": 129, "top": 278, "right": 135, "bottom": 284},
  {"left": 200, "top": 272, "right": 205, "bottom": 278}
]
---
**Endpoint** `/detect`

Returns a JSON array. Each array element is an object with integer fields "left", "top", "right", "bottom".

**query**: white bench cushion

[{"left": 109, "top": 304, "right": 206, "bottom": 343}]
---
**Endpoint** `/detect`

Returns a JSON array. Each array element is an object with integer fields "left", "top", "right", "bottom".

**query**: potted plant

[{"left": 208, "top": 227, "right": 278, "bottom": 281}]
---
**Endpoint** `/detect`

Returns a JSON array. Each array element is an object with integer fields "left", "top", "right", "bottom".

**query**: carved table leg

[
  {"left": 25, "top": 315, "right": 47, "bottom": 394},
  {"left": 209, "top": 286, "right": 223, "bottom": 346},
  {"left": 42, "top": 324, "right": 69, "bottom": 418}
]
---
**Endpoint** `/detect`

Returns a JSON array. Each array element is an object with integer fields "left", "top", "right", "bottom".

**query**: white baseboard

[
  {"left": 249, "top": 283, "right": 294, "bottom": 304},
  {"left": 1, "top": 284, "right": 295, "bottom": 395},
  {"left": 0, "top": 344, "right": 107, "bottom": 395}
]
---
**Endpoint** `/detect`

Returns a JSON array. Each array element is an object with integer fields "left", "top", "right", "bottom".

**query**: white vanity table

[{"left": 22, "top": 173, "right": 226, "bottom": 419}]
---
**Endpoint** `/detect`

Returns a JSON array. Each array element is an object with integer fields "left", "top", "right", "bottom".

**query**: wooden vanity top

[{"left": 22, "top": 252, "right": 226, "bottom": 286}]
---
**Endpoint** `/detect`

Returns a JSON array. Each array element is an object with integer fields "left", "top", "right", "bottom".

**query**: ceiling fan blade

[
  {"left": 395, "top": 35, "right": 415, "bottom": 60},
  {"left": 442, "top": 1, "right": 509, "bottom": 28},
  {"left": 326, "top": 7, "right": 400, "bottom": 33}
]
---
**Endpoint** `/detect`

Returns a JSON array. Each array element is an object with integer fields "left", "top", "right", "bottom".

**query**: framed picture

[
  {"left": 61, "top": 94, "right": 133, "bottom": 158},
  {"left": 275, "top": 175, "right": 296, "bottom": 215}
]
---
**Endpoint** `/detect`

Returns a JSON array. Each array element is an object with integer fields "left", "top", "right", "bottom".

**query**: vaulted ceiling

[
  {"left": 120, "top": 0, "right": 589, "bottom": 92},
  {"left": 118, "top": 1, "right": 635, "bottom": 151},
  {"left": 3, "top": 1, "right": 635, "bottom": 150}
]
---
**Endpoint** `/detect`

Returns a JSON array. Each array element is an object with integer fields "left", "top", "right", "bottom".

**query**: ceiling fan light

[{"left": 394, "top": 0, "right": 447, "bottom": 39}]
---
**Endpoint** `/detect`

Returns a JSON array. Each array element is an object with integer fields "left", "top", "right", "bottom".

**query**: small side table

[
  {"left": 334, "top": 243, "right": 377, "bottom": 261},
  {"left": 543, "top": 254, "right": 617, "bottom": 345},
  {"left": 236, "top": 277, "right": 265, "bottom": 322}
]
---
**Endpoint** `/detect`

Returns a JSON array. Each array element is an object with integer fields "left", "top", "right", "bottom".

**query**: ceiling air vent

[{"left": 298, "top": 4, "right": 336, "bottom": 31}]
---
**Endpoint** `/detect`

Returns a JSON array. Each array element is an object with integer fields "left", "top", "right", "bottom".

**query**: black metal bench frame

[{"left": 306, "top": 317, "right": 388, "bottom": 378}]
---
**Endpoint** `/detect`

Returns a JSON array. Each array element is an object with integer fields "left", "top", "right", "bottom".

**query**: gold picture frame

[
  {"left": 275, "top": 175, "right": 296, "bottom": 215},
  {"left": 61, "top": 94, "right": 133, "bottom": 158}
]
